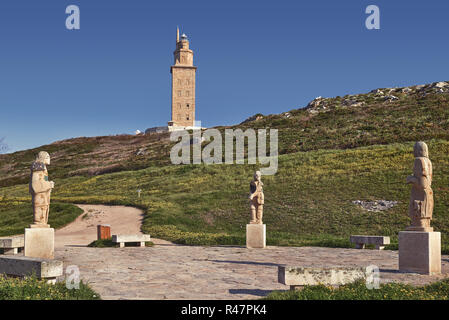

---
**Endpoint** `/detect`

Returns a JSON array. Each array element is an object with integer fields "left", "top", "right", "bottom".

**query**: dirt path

[
  {"left": 55, "top": 205, "right": 172, "bottom": 248},
  {"left": 55, "top": 205, "right": 449, "bottom": 300},
  {"left": 55, "top": 204, "right": 146, "bottom": 248}
]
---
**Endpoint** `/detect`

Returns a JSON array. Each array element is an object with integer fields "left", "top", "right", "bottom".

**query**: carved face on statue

[
  {"left": 414, "top": 141, "right": 429, "bottom": 158},
  {"left": 36, "top": 151, "right": 51, "bottom": 165}
]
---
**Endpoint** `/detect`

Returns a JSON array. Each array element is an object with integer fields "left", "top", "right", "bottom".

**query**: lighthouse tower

[{"left": 168, "top": 27, "right": 197, "bottom": 129}]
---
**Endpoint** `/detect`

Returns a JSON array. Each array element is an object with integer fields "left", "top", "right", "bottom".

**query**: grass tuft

[
  {"left": 0, "top": 275, "right": 100, "bottom": 300},
  {"left": 264, "top": 278, "right": 449, "bottom": 300}
]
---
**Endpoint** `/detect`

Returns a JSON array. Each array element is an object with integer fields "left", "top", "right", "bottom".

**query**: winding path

[{"left": 54, "top": 205, "right": 449, "bottom": 300}]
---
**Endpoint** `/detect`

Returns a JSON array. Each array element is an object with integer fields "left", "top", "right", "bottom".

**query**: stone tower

[{"left": 169, "top": 27, "right": 197, "bottom": 128}]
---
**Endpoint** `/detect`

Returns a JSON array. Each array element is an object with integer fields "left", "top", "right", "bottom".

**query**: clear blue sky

[{"left": 1, "top": 0, "right": 448, "bottom": 153}]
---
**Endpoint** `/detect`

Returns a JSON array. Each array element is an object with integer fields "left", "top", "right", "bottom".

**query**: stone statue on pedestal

[
  {"left": 406, "top": 142, "right": 434, "bottom": 232},
  {"left": 249, "top": 171, "right": 264, "bottom": 224},
  {"left": 29, "top": 151, "right": 54, "bottom": 228}
]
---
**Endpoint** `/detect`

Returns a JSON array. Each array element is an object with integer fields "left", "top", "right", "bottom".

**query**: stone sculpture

[
  {"left": 406, "top": 141, "right": 433, "bottom": 232},
  {"left": 29, "top": 151, "right": 54, "bottom": 227},
  {"left": 249, "top": 171, "right": 264, "bottom": 224}
]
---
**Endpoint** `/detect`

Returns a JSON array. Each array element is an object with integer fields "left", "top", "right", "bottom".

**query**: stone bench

[
  {"left": 278, "top": 265, "right": 367, "bottom": 290},
  {"left": 350, "top": 235, "right": 390, "bottom": 250},
  {"left": 112, "top": 234, "right": 151, "bottom": 248},
  {"left": 0, "top": 236, "right": 24, "bottom": 255},
  {"left": 0, "top": 255, "right": 63, "bottom": 284}
]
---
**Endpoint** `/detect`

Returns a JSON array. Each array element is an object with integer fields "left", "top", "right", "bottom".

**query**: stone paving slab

[{"left": 55, "top": 244, "right": 449, "bottom": 300}]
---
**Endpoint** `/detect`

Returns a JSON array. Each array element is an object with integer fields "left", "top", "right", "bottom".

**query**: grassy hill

[
  {"left": 1, "top": 81, "right": 448, "bottom": 250},
  {"left": 0, "top": 133, "right": 173, "bottom": 188},
  {"left": 1, "top": 81, "right": 448, "bottom": 187}
]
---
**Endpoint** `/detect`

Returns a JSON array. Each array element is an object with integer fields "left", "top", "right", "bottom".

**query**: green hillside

[
  {"left": 1, "top": 81, "right": 448, "bottom": 187},
  {"left": 2, "top": 141, "right": 449, "bottom": 250},
  {"left": 1, "top": 81, "right": 448, "bottom": 250}
]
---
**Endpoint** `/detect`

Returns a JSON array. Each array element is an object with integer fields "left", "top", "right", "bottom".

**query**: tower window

[
  {"left": 186, "top": 103, "right": 190, "bottom": 109},
  {"left": 178, "top": 91, "right": 182, "bottom": 97},
  {"left": 178, "top": 103, "right": 181, "bottom": 109},
  {"left": 186, "top": 91, "right": 190, "bottom": 97},
  {"left": 186, "top": 114, "right": 190, "bottom": 120}
]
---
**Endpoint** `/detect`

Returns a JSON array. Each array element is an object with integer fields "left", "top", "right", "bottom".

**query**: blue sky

[{"left": 1, "top": 0, "right": 448, "bottom": 153}]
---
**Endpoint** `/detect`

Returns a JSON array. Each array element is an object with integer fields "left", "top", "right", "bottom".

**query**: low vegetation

[
  {"left": 264, "top": 279, "right": 449, "bottom": 300},
  {"left": 0, "top": 275, "right": 100, "bottom": 300},
  {"left": 0, "top": 202, "right": 82, "bottom": 236}
]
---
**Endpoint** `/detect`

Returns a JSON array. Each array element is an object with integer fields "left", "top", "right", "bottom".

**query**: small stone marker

[
  {"left": 97, "top": 224, "right": 111, "bottom": 240},
  {"left": 112, "top": 234, "right": 151, "bottom": 248},
  {"left": 0, "top": 236, "right": 24, "bottom": 255},
  {"left": 350, "top": 235, "right": 390, "bottom": 250},
  {"left": 137, "top": 189, "right": 142, "bottom": 198},
  {"left": 0, "top": 255, "right": 63, "bottom": 284},
  {"left": 278, "top": 265, "right": 367, "bottom": 290}
]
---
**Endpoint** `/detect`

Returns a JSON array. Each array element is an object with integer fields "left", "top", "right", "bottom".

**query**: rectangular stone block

[
  {"left": 0, "top": 236, "right": 24, "bottom": 254},
  {"left": 246, "top": 224, "right": 266, "bottom": 249},
  {"left": 350, "top": 235, "right": 390, "bottom": 250},
  {"left": 278, "top": 265, "right": 367, "bottom": 289},
  {"left": 0, "top": 236, "right": 24, "bottom": 249},
  {"left": 112, "top": 234, "right": 151, "bottom": 247},
  {"left": 0, "top": 256, "right": 62, "bottom": 281},
  {"left": 399, "top": 231, "right": 441, "bottom": 275},
  {"left": 24, "top": 228, "right": 54, "bottom": 259}
]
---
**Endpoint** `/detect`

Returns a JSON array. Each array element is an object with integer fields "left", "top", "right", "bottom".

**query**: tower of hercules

[{"left": 168, "top": 27, "right": 197, "bottom": 128}]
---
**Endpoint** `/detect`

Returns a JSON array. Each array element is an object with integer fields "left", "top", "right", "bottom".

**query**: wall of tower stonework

[
  {"left": 171, "top": 67, "right": 196, "bottom": 127},
  {"left": 175, "top": 50, "right": 193, "bottom": 66}
]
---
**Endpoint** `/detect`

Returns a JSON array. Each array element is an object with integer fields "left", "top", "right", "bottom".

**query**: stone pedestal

[
  {"left": 399, "top": 231, "right": 441, "bottom": 275},
  {"left": 246, "top": 224, "right": 266, "bottom": 248},
  {"left": 24, "top": 228, "right": 54, "bottom": 259}
]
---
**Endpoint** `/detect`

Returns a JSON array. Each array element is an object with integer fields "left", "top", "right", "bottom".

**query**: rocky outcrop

[
  {"left": 240, "top": 113, "right": 264, "bottom": 124},
  {"left": 304, "top": 81, "right": 449, "bottom": 115},
  {"left": 352, "top": 200, "right": 398, "bottom": 212}
]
